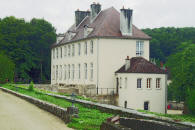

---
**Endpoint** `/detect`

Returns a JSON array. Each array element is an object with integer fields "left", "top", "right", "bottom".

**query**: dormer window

[
  {"left": 84, "top": 25, "right": 93, "bottom": 38},
  {"left": 67, "top": 31, "right": 76, "bottom": 41}
]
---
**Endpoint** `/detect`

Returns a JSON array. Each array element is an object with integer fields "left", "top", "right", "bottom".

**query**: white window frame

[
  {"left": 56, "top": 65, "right": 58, "bottom": 80},
  {"left": 78, "top": 64, "right": 81, "bottom": 79},
  {"left": 90, "top": 40, "right": 93, "bottom": 54},
  {"left": 120, "top": 77, "right": 122, "bottom": 88},
  {"left": 60, "top": 47, "right": 62, "bottom": 58},
  {"left": 64, "top": 65, "right": 66, "bottom": 80},
  {"left": 68, "top": 45, "right": 71, "bottom": 57},
  {"left": 84, "top": 42, "right": 87, "bottom": 55},
  {"left": 156, "top": 78, "right": 161, "bottom": 89},
  {"left": 137, "top": 78, "right": 142, "bottom": 89},
  {"left": 72, "top": 64, "right": 75, "bottom": 80},
  {"left": 72, "top": 44, "right": 75, "bottom": 56},
  {"left": 68, "top": 64, "right": 70, "bottom": 79},
  {"left": 136, "top": 41, "right": 144, "bottom": 56},
  {"left": 84, "top": 63, "right": 87, "bottom": 80},
  {"left": 64, "top": 46, "right": 67, "bottom": 57},
  {"left": 60, "top": 65, "right": 62, "bottom": 80},
  {"left": 147, "top": 78, "right": 152, "bottom": 89},
  {"left": 78, "top": 43, "right": 81, "bottom": 56},
  {"left": 90, "top": 63, "right": 93, "bottom": 80},
  {"left": 56, "top": 48, "right": 59, "bottom": 59},
  {"left": 125, "top": 77, "right": 127, "bottom": 89}
]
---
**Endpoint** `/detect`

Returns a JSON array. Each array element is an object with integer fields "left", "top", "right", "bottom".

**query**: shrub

[{"left": 28, "top": 81, "right": 34, "bottom": 91}]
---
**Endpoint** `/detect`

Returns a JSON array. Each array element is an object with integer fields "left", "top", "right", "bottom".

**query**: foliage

[
  {"left": 142, "top": 27, "right": 195, "bottom": 62},
  {"left": 166, "top": 42, "right": 195, "bottom": 114},
  {"left": 0, "top": 16, "right": 56, "bottom": 83},
  {"left": 187, "top": 89, "right": 195, "bottom": 115},
  {"left": 0, "top": 53, "right": 15, "bottom": 83},
  {"left": 28, "top": 81, "right": 34, "bottom": 91},
  {"left": 3, "top": 84, "right": 113, "bottom": 130}
]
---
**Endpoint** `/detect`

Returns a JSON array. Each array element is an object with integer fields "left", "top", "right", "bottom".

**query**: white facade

[
  {"left": 116, "top": 73, "right": 167, "bottom": 114},
  {"left": 51, "top": 37, "right": 149, "bottom": 94}
]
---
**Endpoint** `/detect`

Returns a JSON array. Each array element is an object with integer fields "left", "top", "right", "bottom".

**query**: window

[
  {"left": 84, "top": 63, "right": 87, "bottom": 79},
  {"left": 60, "top": 65, "right": 62, "bottom": 80},
  {"left": 64, "top": 46, "right": 67, "bottom": 57},
  {"left": 56, "top": 48, "right": 59, "bottom": 59},
  {"left": 90, "top": 63, "right": 93, "bottom": 80},
  {"left": 78, "top": 43, "right": 81, "bottom": 56},
  {"left": 120, "top": 77, "right": 122, "bottom": 88},
  {"left": 156, "top": 78, "right": 161, "bottom": 88},
  {"left": 124, "top": 101, "right": 127, "bottom": 108},
  {"left": 72, "top": 64, "right": 75, "bottom": 80},
  {"left": 68, "top": 64, "right": 70, "bottom": 79},
  {"left": 137, "top": 78, "right": 142, "bottom": 88},
  {"left": 136, "top": 41, "right": 144, "bottom": 56},
  {"left": 72, "top": 44, "right": 75, "bottom": 56},
  {"left": 90, "top": 40, "right": 93, "bottom": 54},
  {"left": 78, "top": 64, "right": 81, "bottom": 79},
  {"left": 84, "top": 42, "right": 87, "bottom": 55},
  {"left": 60, "top": 47, "right": 62, "bottom": 58},
  {"left": 56, "top": 65, "right": 58, "bottom": 80},
  {"left": 53, "top": 66, "right": 55, "bottom": 80},
  {"left": 125, "top": 77, "right": 127, "bottom": 89},
  {"left": 68, "top": 45, "right": 71, "bottom": 56},
  {"left": 64, "top": 65, "right": 66, "bottom": 80},
  {"left": 147, "top": 78, "right": 151, "bottom": 88},
  {"left": 53, "top": 49, "right": 55, "bottom": 59},
  {"left": 144, "top": 101, "right": 149, "bottom": 110}
]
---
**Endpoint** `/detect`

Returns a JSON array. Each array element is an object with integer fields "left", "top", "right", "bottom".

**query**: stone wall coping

[{"left": 46, "top": 93, "right": 195, "bottom": 129}]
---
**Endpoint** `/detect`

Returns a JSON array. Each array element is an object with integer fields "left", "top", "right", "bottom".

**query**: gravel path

[{"left": 0, "top": 89, "right": 73, "bottom": 130}]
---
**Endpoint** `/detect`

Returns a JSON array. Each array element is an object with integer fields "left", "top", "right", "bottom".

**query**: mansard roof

[
  {"left": 115, "top": 57, "right": 167, "bottom": 74},
  {"left": 52, "top": 7, "right": 151, "bottom": 47}
]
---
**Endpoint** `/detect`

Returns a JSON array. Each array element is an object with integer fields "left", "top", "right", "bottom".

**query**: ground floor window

[
  {"left": 144, "top": 101, "right": 149, "bottom": 110},
  {"left": 124, "top": 101, "right": 127, "bottom": 108}
]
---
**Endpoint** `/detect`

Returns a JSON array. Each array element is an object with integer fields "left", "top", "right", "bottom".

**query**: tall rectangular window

[
  {"left": 147, "top": 78, "right": 151, "bottom": 88},
  {"left": 53, "top": 66, "right": 55, "bottom": 80},
  {"left": 56, "top": 48, "right": 59, "bottom": 59},
  {"left": 136, "top": 41, "right": 144, "bottom": 56},
  {"left": 78, "top": 43, "right": 81, "bottom": 56},
  {"left": 156, "top": 78, "right": 161, "bottom": 88},
  {"left": 64, "top": 46, "right": 67, "bottom": 57},
  {"left": 64, "top": 65, "right": 66, "bottom": 80},
  {"left": 60, "top": 47, "right": 62, "bottom": 58},
  {"left": 68, "top": 64, "right": 70, "bottom": 79},
  {"left": 72, "top": 64, "right": 75, "bottom": 80},
  {"left": 90, "top": 63, "right": 93, "bottom": 80},
  {"left": 53, "top": 49, "right": 55, "bottom": 59},
  {"left": 78, "top": 64, "right": 81, "bottom": 79},
  {"left": 125, "top": 77, "right": 128, "bottom": 89},
  {"left": 60, "top": 65, "right": 62, "bottom": 80},
  {"left": 84, "top": 42, "right": 87, "bottom": 55},
  {"left": 120, "top": 78, "right": 122, "bottom": 88},
  {"left": 137, "top": 78, "right": 142, "bottom": 88},
  {"left": 84, "top": 63, "right": 87, "bottom": 80},
  {"left": 72, "top": 44, "right": 75, "bottom": 56},
  {"left": 56, "top": 65, "right": 58, "bottom": 80},
  {"left": 90, "top": 40, "right": 93, "bottom": 54},
  {"left": 68, "top": 45, "right": 71, "bottom": 56}
]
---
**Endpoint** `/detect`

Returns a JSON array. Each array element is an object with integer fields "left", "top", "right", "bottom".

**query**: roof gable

[{"left": 116, "top": 57, "right": 167, "bottom": 74}]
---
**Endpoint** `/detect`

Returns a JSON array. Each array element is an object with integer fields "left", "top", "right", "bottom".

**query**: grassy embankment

[{"left": 1, "top": 84, "right": 113, "bottom": 130}]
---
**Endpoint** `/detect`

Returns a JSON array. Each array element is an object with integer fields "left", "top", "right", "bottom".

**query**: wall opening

[{"left": 144, "top": 101, "right": 149, "bottom": 110}]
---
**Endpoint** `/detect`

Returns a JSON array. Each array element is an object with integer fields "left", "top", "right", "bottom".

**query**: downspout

[{"left": 97, "top": 38, "right": 99, "bottom": 94}]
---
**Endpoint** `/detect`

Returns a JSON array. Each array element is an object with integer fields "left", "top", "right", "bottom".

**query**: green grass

[
  {"left": 2, "top": 84, "right": 113, "bottom": 130},
  {"left": 138, "top": 110, "right": 195, "bottom": 123}
]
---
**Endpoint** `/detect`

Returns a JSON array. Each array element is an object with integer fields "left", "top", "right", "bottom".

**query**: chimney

[
  {"left": 90, "top": 2, "right": 101, "bottom": 22},
  {"left": 75, "top": 10, "right": 90, "bottom": 27},
  {"left": 125, "top": 56, "right": 130, "bottom": 71},
  {"left": 120, "top": 7, "right": 133, "bottom": 36}
]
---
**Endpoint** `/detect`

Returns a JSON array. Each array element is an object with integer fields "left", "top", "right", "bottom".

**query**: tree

[
  {"left": 166, "top": 42, "right": 195, "bottom": 114},
  {"left": 0, "top": 53, "right": 15, "bottom": 83}
]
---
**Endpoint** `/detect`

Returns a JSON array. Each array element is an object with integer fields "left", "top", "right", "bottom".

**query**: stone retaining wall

[{"left": 0, "top": 87, "right": 75, "bottom": 124}]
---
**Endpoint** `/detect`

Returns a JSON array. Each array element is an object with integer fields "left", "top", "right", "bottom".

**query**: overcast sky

[{"left": 0, "top": 0, "right": 195, "bottom": 33}]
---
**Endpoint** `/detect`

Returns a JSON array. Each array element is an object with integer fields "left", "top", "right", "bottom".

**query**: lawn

[
  {"left": 1, "top": 84, "right": 113, "bottom": 130},
  {"left": 138, "top": 109, "right": 195, "bottom": 123}
]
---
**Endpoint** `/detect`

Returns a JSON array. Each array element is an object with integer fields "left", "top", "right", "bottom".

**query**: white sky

[{"left": 0, "top": 0, "right": 195, "bottom": 33}]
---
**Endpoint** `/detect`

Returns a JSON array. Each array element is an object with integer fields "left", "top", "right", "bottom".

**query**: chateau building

[{"left": 51, "top": 3, "right": 167, "bottom": 113}]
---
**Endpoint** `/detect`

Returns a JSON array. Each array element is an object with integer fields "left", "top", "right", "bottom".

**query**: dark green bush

[{"left": 187, "top": 89, "right": 195, "bottom": 115}]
